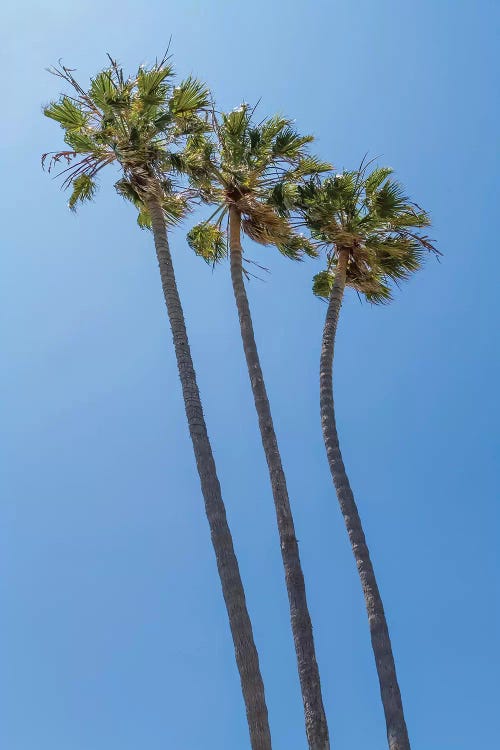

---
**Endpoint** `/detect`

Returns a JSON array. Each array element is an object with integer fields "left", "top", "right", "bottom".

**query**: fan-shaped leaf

[
  {"left": 364, "top": 167, "right": 393, "bottom": 195},
  {"left": 187, "top": 222, "right": 227, "bottom": 263},
  {"left": 44, "top": 97, "right": 88, "bottom": 130},
  {"left": 272, "top": 128, "right": 313, "bottom": 158},
  {"left": 170, "top": 77, "right": 210, "bottom": 116},
  {"left": 64, "top": 129, "right": 97, "bottom": 153},
  {"left": 89, "top": 72, "right": 116, "bottom": 109},
  {"left": 277, "top": 233, "right": 317, "bottom": 260},
  {"left": 68, "top": 174, "right": 97, "bottom": 210},
  {"left": 137, "top": 65, "right": 174, "bottom": 106},
  {"left": 137, "top": 206, "right": 152, "bottom": 229},
  {"left": 312, "top": 270, "right": 334, "bottom": 299}
]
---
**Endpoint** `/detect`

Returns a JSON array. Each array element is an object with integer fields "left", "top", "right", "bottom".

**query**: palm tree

[
  {"left": 186, "top": 105, "right": 331, "bottom": 750},
  {"left": 42, "top": 57, "right": 272, "bottom": 750},
  {"left": 295, "top": 164, "right": 439, "bottom": 750}
]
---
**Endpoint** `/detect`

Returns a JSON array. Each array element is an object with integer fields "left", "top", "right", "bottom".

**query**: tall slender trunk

[
  {"left": 229, "top": 206, "right": 330, "bottom": 750},
  {"left": 320, "top": 249, "right": 410, "bottom": 750},
  {"left": 147, "top": 197, "right": 272, "bottom": 750}
]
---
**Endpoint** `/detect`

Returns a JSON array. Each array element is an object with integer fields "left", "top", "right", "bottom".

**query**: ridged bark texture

[
  {"left": 320, "top": 249, "right": 410, "bottom": 750},
  {"left": 147, "top": 198, "right": 272, "bottom": 750},
  {"left": 229, "top": 206, "right": 330, "bottom": 750}
]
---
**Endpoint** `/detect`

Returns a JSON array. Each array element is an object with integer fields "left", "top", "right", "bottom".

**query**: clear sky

[{"left": 1, "top": 1, "right": 499, "bottom": 748}]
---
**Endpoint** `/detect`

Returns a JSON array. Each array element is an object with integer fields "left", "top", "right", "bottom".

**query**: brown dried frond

[{"left": 237, "top": 194, "right": 292, "bottom": 246}]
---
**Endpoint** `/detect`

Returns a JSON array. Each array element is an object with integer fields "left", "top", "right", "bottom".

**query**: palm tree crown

[
  {"left": 43, "top": 54, "right": 210, "bottom": 222},
  {"left": 294, "top": 163, "right": 439, "bottom": 302},
  {"left": 185, "top": 103, "right": 330, "bottom": 261}
]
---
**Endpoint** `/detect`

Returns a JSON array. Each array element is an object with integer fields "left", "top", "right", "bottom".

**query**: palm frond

[
  {"left": 268, "top": 181, "right": 300, "bottom": 215},
  {"left": 371, "top": 179, "right": 409, "bottom": 219},
  {"left": 363, "top": 285, "right": 393, "bottom": 304},
  {"left": 259, "top": 114, "right": 291, "bottom": 144},
  {"left": 136, "top": 206, "right": 152, "bottom": 229},
  {"left": 68, "top": 174, "right": 97, "bottom": 210},
  {"left": 276, "top": 233, "right": 317, "bottom": 260},
  {"left": 364, "top": 166, "right": 393, "bottom": 195},
  {"left": 221, "top": 105, "right": 251, "bottom": 145},
  {"left": 283, "top": 156, "right": 332, "bottom": 183},
  {"left": 115, "top": 177, "right": 142, "bottom": 206},
  {"left": 63, "top": 129, "right": 98, "bottom": 153},
  {"left": 137, "top": 64, "right": 174, "bottom": 106},
  {"left": 312, "top": 270, "right": 333, "bottom": 299},
  {"left": 170, "top": 77, "right": 210, "bottom": 116},
  {"left": 161, "top": 191, "right": 190, "bottom": 226},
  {"left": 187, "top": 222, "right": 227, "bottom": 263},
  {"left": 44, "top": 97, "right": 88, "bottom": 129},
  {"left": 89, "top": 71, "right": 116, "bottom": 109},
  {"left": 272, "top": 128, "right": 313, "bottom": 159}
]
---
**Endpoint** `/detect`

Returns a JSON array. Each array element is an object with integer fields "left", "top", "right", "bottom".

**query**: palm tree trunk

[
  {"left": 147, "top": 197, "right": 272, "bottom": 750},
  {"left": 229, "top": 206, "right": 330, "bottom": 750},
  {"left": 320, "top": 249, "right": 410, "bottom": 750}
]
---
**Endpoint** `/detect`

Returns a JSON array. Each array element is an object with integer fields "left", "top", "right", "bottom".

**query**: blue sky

[{"left": 1, "top": 1, "right": 499, "bottom": 748}]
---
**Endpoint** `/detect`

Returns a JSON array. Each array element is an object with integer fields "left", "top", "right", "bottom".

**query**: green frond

[
  {"left": 137, "top": 206, "right": 152, "bottom": 229},
  {"left": 164, "top": 151, "right": 187, "bottom": 174},
  {"left": 173, "top": 113, "right": 210, "bottom": 139},
  {"left": 44, "top": 97, "right": 88, "bottom": 130},
  {"left": 268, "top": 181, "right": 300, "bottom": 215},
  {"left": 115, "top": 177, "right": 142, "bottom": 207},
  {"left": 284, "top": 155, "right": 332, "bottom": 181},
  {"left": 137, "top": 64, "right": 174, "bottom": 106},
  {"left": 63, "top": 129, "right": 97, "bottom": 153},
  {"left": 312, "top": 270, "right": 333, "bottom": 299},
  {"left": 153, "top": 110, "right": 174, "bottom": 132},
  {"left": 180, "top": 103, "right": 323, "bottom": 263},
  {"left": 89, "top": 70, "right": 131, "bottom": 111},
  {"left": 366, "top": 237, "right": 422, "bottom": 278},
  {"left": 328, "top": 171, "right": 359, "bottom": 200},
  {"left": 259, "top": 115, "right": 291, "bottom": 144},
  {"left": 363, "top": 283, "right": 393, "bottom": 305},
  {"left": 276, "top": 233, "right": 317, "bottom": 260},
  {"left": 221, "top": 105, "right": 251, "bottom": 142},
  {"left": 248, "top": 127, "right": 262, "bottom": 153},
  {"left": 371, "top": 179, "right": 409, "bottom": 219},
  {"left": 187, "top": 222, "right": 227, "bottom": 264},
  {"left": 161, "top": 191, "right": 189, "bottom": 226},
  {"left": 170, "top": 77, "right": 210, "bottom": 116},
  {"left": 115, "top": 177, "right": 187, "bottom": 228},
  {"left": 390, "top": 208, "right": 431, "bottom": 229},
  {"left": 184, "top": 132, "right": 214, "bottom": 163},
  {"left": 364, "top": 167, "right": 393, "bottom": 195},
  {"left": 89, "top": 71, "right": 116, "bottom": 109},
  {"left": 68, "top": 174, "right": 97, "bottom": 210},
  {"left": 272, "top": 128, "right": 313, "bottom": 159}
]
